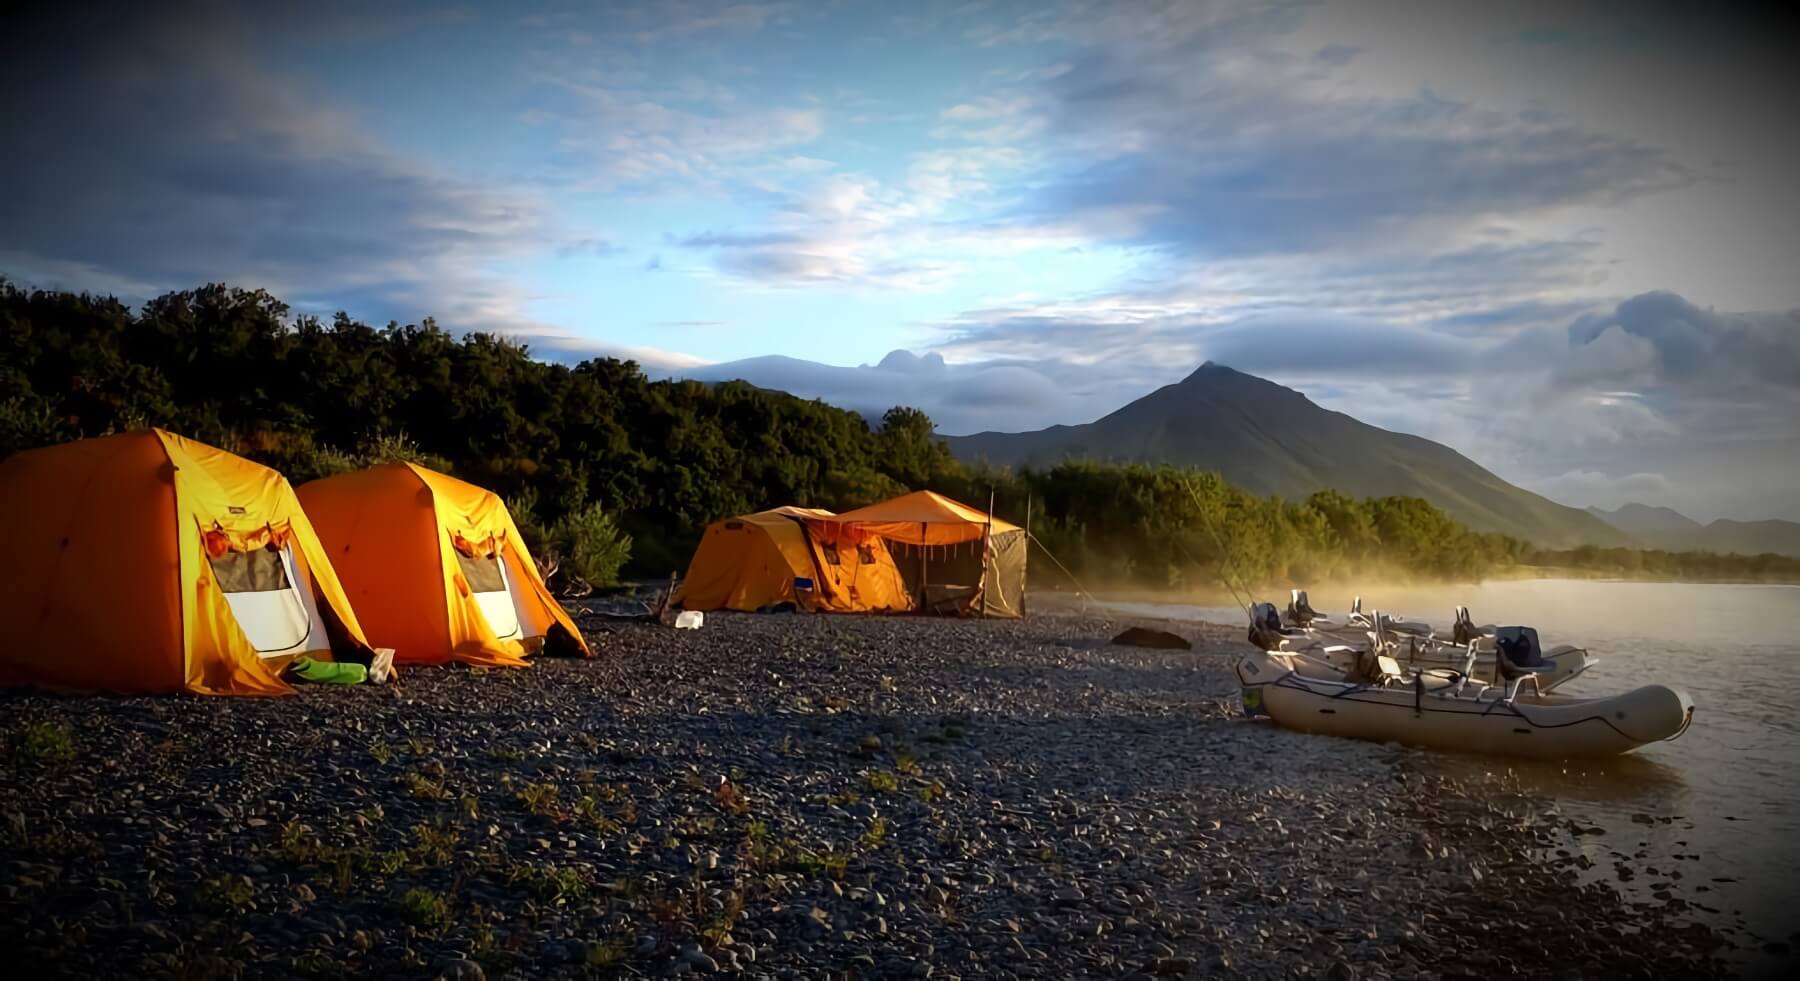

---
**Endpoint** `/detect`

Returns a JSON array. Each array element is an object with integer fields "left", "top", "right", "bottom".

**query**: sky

[{"left": 4, "top": 0, "right": 1797, "bottom": 522}]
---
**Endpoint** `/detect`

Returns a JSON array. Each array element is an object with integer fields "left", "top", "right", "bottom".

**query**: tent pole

[
  {"left": 1022, "top": 493, "right": 1032, "bottom": 617},
  {"left": 981, "top": 486, "right": 994, "bottom": 617},
  {"left": 919, "top": 521, "right": 928, "bottom": 615}
]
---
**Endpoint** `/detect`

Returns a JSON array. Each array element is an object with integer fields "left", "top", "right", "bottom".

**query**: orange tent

[
  {"left": 297, "top": 464, "right": 590, "bottom": 667},
  {"left": 676, "top": 507, "right": 910, "bottom": 613},
  {"left": 0, "top": 430, "right": 375, "bottom": 695},
  {"left": 820, "top": 490, "right": 1027, "bottom": 617}
]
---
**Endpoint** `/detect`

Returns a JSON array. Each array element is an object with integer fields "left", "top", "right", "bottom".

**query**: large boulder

[{"left": 1110, "top": 626, "right": 1193, "bottom": 651}]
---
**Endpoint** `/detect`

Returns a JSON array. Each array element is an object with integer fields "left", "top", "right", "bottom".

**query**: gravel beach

[{"left": 1, "top": 607, "right": 1728, "bottom": 979}]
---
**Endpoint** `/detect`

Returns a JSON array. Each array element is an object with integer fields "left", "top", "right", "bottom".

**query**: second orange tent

[{"left": 298, "top": 464, "right": 590, "bottom": 667}]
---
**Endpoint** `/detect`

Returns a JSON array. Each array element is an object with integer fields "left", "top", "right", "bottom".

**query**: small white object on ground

[
  {"left": 674, "top": 610, "right": 705, "bottom": 630},
  {"left": 369, "top": 647, "right": 396, "bottom": 684}
]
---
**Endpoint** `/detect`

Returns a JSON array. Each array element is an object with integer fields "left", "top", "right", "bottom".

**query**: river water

[{"left": 1101, "top": 579, "right": 1800, "bottom": 968}]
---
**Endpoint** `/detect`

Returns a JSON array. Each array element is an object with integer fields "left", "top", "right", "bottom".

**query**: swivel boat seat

[
  {"left": 1348, "top": 611, "right": 1407, "bottom": 685},
  {"left": 1248, "top": 602, "right": 1324, "bottom": 652},
  {"left": 1493, "top": 626, "right": 1554, "bottom": 702},
  {"left": 1247, "top": 602, "right": 1290, "bottom": 650},
  {"left": 1285, "top": 589, "right": 1324, "bottom": 628},
  {"left": 1451, "top": 606, "right": 1479, "bottom": 646}
]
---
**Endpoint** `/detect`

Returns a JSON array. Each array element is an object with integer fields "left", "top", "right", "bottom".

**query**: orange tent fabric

[
  {"left": 298, "top": 464, "right": 590, "bottom": 667},
  {"left": 825, "top": 490, "right": 1022, "bottom": 545},
  {"left": 817, "top": 490, "right": 1026, "bottom": 618},
  {"left": 677, "top": 507, "right": 833, "bottom": 612},
  {"left": 677, "top": 507, "right": 911, "bottom": 613},
  {"left": 806, "top": 523, "right": 912, "bottom": 613},
  {"left": 0, "top": 430, "right": 374, "bottom": 696}
]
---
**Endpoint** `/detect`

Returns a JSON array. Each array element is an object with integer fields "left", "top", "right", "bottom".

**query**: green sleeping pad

[{"left": 290, "top": 656, "right": 368, "bottom": 685}]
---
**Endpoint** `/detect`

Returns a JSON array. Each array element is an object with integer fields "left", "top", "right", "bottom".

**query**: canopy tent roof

[{"left": 823, "top": 490, "right": 1020, "bottom": 546}]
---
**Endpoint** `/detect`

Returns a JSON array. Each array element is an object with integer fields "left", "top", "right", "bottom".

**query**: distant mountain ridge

[
  {"left": 945, "top": 362, "right": 1633, "bottom": 548},
  {"left": 1587, "top": 504, "right": 1800, "bottom": 557},
  {"left": 1584, "top": 503, "right": 1702, "bottom": 537}
]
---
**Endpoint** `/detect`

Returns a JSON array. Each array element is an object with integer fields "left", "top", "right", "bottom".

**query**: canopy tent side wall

[{"left": 814, "top": 490, "right": 1026, "bottom": 618}]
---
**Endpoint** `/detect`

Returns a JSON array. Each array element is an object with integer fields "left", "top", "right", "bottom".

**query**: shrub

[
  {"left": 552, "top": 502, "right": 633, "bottom": 587},
  {"left": 507, "top": 863, "right": 588, "bottom": 905},
  {"left": 199, "top": 873, "right": 255, "bottom": 913},
  {"left": 12, "top": 722, "right": 75, "bottom": 763},
  {"left": 360, "top": 431, "right": 451, "bottom": 472},
  {"left": 506, "top": 487, "right": 552, "bottom": 559},
  {"left": 516, "top": 782, "right": 562, "bottom": 819},
  {"left": 396, "top": 887, "right": 451, "bottom": 931},
  {"left": 412, "top": 821, "right": 459, "bottom": 867}
]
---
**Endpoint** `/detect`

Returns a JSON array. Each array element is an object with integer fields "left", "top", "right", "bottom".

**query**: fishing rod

[{"left": 1179, "top": 475, "right": 1254, "bottom": 616}]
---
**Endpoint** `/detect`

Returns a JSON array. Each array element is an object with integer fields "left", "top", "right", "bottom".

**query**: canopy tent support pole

[
  {"left": 1023, "top": 494, "right": 1032, "bottom": 616},
  {"left": 981, "top": 486, "right": 994, "bottom": 618},
  {"left": 919, "top": 521, "right": 928, "bottom": 615}
]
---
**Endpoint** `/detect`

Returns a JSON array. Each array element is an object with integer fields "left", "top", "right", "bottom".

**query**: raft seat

[{"left": 1495, "top": 626, "right": 1554, "bottom": 703}]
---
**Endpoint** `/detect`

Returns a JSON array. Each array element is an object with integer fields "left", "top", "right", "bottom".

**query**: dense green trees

[
  {"left": 4, "top": 279, "right": 1792, "bottom": 588},
  {"left": 0, "top": 281, "right": 969, "bottom": 582},
  {"left": 928, "top": 462, "right": 1518, "bottom": 588},
  {"left": 1519, "top": 545, "right": 1800, "bottom": 583}
]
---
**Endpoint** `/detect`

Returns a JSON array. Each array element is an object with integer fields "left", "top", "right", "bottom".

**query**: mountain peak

[
  {"left": 875, "top": 349, "right": 946, "bottom": 372},
  {"left": 1182, "top": 360, "right": 1233, "bottom": 382},
  {"left": 1170, "top": 361, "right": 1309, "bottom": 407},
  {"left": 1585, "top": 502, "right": 1702, "bottom": 536},
  {"left": 944, "top": 362, "right": 1634, "bottom": 547}
]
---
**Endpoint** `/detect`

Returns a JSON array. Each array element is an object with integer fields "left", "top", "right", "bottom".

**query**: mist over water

[{"left": 1101, "top": 579, "right": 1800, "bottom": 965}]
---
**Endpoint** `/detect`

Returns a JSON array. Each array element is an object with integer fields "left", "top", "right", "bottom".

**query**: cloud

[
  {"left": 672, "top": 167, "right": 1016, "bottom": 291},
  {"left": 678, "top": 230, "right": 817, "bottom": 251},
  {"left": 922, "top": 286, "right": 1798, "bottom": 506},
  {"left": 1312, "top": 44, "right": 1361, "bottom": 66},
  {"left": 557, "top": 237, "right": 622, "bottom": 258},
  {"left": 1190, "top": 312, "right": 1476, "bottom": 377},
  {"left": 1550, "top": 323, "right": 1661, "bottom": 389},
  {"left": 0, "top": 2, "right": 559, "bottom": 331},
  {"left": 526, "top": 50, "right": 826, "bottom": 193},
  {"left": 935, "top": 0, "right": 1694, "bottom": 301},
  {"left": 502, "top": 330, "right": 710, "bottom": 372},
  {"left": 1568, "top": 291, "right": 1800, "bottom": 389},
  {"left": 677, "top": 350, "right": 1129, "bottom": 435},
  {"left": 617, "top": 2, "right": 794, "bottom": 43}
]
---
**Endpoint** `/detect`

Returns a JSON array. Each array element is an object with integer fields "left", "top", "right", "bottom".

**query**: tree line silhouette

[{"left": 4, "top": 280, "right": 1794, "bottom": 587}]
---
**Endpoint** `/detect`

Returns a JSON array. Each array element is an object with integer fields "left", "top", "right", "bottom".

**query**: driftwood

[
  {"left": 561, "top": 575, "right": 594, "bottom": 599},
  {"left": 534, "top": 545, "right": 595, "bottom": 599},
  {"left": 589, "top": 573, "right": 682, "bottom": 625},
  {"left": 1110, "top": 626, "right": 1193, "bottom": 651}
]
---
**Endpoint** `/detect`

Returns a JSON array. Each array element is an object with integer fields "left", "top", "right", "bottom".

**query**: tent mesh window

[
  {"left": 822, "top": 545, "right": 842, "bottom": 565},
  {"left": 208, "top": 546, "right": 292, "bottom": 593},
  {"left": 857, "top": 544, "right": 876, "bottom": 565},
  {"left": 456, "top": 549, "right": 508, "bottom": 593}
]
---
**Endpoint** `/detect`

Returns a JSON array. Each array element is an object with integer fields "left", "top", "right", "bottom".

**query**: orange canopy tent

[
  {"left": 676, "top": 507, "right": 910, "bottom": 613},
  {"left": 0, "top": 430, "right": 375, "bottom": 696},
  {"left": 817, "top": 490, "right": 1027, "bottom": 618},
  {"left": 297, "top": 464, "right": 590, "bottom": 667}
]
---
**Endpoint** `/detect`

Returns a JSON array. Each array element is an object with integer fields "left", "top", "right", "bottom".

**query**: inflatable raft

[
  {"left": 1234, "top": 647, "right": 1693, "bottom": 759},
  {"left": 1269, "top": 593, "right": 1593, "bottom": 691}
]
